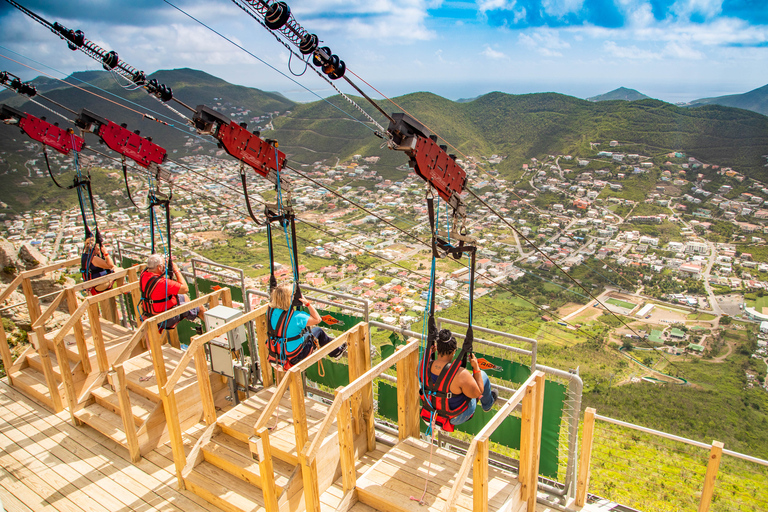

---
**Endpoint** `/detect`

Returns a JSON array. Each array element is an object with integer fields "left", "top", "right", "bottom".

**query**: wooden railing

[
  {"left": 445, "top": 370, "right": 545, "bottom": 512},
  {"left": 138, "top": 286, "right": 232, "bottom": 484},
  {"left": 246, "top": 321, "right": 372, "bottom": 510},
  {"left": 293, "top": 337, "right": 420, "bottom": 512},
  {"left": 35, "top": 276, "right": 141, "bottom": 415},
  {"left": 0, "top": 257, "right": 80, "bottom": 384}
]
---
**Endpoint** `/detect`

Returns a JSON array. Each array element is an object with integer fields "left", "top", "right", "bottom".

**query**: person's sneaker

[
  {"left": 195, "top": 324, "right": 204, "bottom": 336},
  {"left": 483, "top": 390, "right": 499, "bottom": 412},
  {"left": 329, "top": 343, "right": 347, "bottom": 360}
]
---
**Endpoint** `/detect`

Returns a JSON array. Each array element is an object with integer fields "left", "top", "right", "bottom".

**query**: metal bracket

[
  {"left": 76, "top": 109, "right": 166, "bottom": 168},
  {"left": 1, "top": 105, "right": 85, "bottom": 155}
]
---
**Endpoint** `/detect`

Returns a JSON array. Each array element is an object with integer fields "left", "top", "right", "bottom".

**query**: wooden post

[
  {"left": 300, "top": 446, "right": 321, "bottom": 512},
  {"left": 347, "top": 324, "right": 362, "bottom": 435},
  {"left": 255, "top": 427, "right": 278, "bottom": 512},
  {"left": 396, "top": 347, "right": 420, "bottom": 441},
  {"left": 576, "top": 408, "right": 596, "bottom": 506},
  {"left": 222, "top": 288, "right": 232, "bottom": 308},
  {"left": 527, "top": 374, "right": 545, "bottom": 512},
  {"left": 32, "top": 330, "right": 63, "bottom": 412},
  {"left": 473, "top": 438, "right": 489, "bottom": 512},
  {"left": 147, "top": 326, "right": 186, "bottom": 488},
  {"left": 113, "top": 364, "right": 141, "bottom": 463},
  {"left": 194, "top": 344, "right": 217, "bottom": 426},
  {"left": 698, "top": 441, "right": 724, "bottom": 512},
  {"left": 517, "top": 382, "right": 536, "bottom": 504},
  {"left": 337, "top": 395, "right": 356, "bottom": 493},
  {"left": 127, "top": 267, "right": 142, "bottom": 325},
  {"left": 289, "top": 371, "right": 309, "bottom": 452},
  {"left": 0, "top": 320, "right": 14, "bottom": 386},
  {"left": 255, "top": 311, "right": 273, "bottom": 387},
  {"left": 52, "top": 335, "right": 78, "bottom": 422},
  {"left": 88, "top": 303, "right": 109, "bottom": 374},
  {"left": 65, "top": 289, "right": 90, "bottom": 376},
  {"left": 21, "top": 277, "right": 41, "bottom": 325},
  {"left": 359, "top": 324, "right": 375, "bottom": 452},
  {"left": 167, "top": 329, "right": 181, "bottom": 350}
]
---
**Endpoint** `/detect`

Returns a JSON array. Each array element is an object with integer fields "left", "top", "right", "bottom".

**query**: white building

[{"left": 685, "top": 241, "right": 708, "bottom": 254}]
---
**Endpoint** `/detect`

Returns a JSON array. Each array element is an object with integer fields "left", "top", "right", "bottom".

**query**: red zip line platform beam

[{"left": 1, "top": 104, "right": 85, "bottom": 155}]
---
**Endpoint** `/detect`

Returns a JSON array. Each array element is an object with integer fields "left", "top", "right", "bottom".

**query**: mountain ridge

[{"left": 587, "top": 87, "right": 651, "bottom": 102}]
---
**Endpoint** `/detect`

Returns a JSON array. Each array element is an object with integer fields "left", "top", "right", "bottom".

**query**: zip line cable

[
  {"left": 159, "top": 0, "right": 381, "bottom": 136},
  {"left": 1, "top": 18, "right": 657, "bottom": 354}
]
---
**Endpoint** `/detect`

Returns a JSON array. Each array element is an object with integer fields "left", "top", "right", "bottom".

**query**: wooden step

[
  {"left": 91, "top": 385, "right": 157, "bottom": 427},
  {"left": 184, "top": 461, "right": 268, "bottom": 512},
  {"left": 122, "top": 347, "right": 200, "bottom": 402},
  {"left": 201, "top": 430, "right": 295, "bottom": 492},
  {"left": 74, "top": 402, "right": 129, "bottom": 446},
  {"left": 9, "top": 367, "right": 57, "bottom": 408},
  {"left": 357, "top": 438, "right": 522, "bottom": 512},
  {"left": 217, "top": 387, "right": 337, "bottom": 465},
  {"left": 44, "top": 319, "right": 134, "bottom": 366},
  {"left": 25, "top": 350, "right": 76, "bottom": 382}
]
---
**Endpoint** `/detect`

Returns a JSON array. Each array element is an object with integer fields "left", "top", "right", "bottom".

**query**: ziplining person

[
  {"left": 427, "top": 328, "right": 497, "bottom": 426},
  {"left": 80, "top": 235, "right": 115, "bottom": 295},
  {"left": 140, "top": 254, "right": 205, "bottom": 333},
  {"left": 266, "top": 282, "right": 345, "bottom": 369}
]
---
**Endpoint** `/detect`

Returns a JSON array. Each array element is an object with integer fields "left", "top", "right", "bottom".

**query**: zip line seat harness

[{"left": 418, "top": 198, "right": 477, "bottom": 432}]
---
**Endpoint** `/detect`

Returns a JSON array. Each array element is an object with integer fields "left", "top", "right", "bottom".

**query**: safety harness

[
  {"left": 418, "top": 193, "right": 477, "bottom": 433},
  {"left": 138, "top": 271, "right": 178, "bottom": 320}
]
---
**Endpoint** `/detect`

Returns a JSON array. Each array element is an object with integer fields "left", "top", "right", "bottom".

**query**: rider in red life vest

[
  {"left": 267, "top": 282, "right": 345, "bottom": 366},
  {"left": 430, "top": 329, "right": 497, "bottom": 425},
  {"left": 140, "top": 254, "right": 205, "bottom": 331}
]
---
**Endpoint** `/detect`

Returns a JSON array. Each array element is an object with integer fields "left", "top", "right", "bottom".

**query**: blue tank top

[{"left": 269, "top": 309, "right": 310, "bottom": 352}]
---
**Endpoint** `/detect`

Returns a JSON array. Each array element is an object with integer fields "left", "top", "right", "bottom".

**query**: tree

[{"left": 622, "top": 339, "right": 633, "bottom": 351}]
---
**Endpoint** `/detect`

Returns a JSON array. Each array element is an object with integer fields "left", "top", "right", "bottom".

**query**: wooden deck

[{"left": 0, "top": 378, "right": 582, "bottom": 512}]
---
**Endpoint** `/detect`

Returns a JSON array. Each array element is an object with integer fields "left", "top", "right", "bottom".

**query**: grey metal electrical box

[{"left": 204, "top": 305, "right": 245, "bottom": 350}]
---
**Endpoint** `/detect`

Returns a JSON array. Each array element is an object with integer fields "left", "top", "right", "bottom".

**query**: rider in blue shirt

[{"left": 268, "top": 283, "right": 345, "bottom": 364}]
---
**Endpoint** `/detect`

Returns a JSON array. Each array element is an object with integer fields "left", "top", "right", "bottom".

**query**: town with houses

[{"left": 2, "top": 127, "right": 768, "bottom": 391}]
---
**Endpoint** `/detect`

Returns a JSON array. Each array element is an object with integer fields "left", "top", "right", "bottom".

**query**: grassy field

[
  {"left": 745, "top": 294, "right": 768, "bottom": 312},
  {"left": 687, "top": 312, "right": 717, "bottom": 321},
  {"left": 606, "top": 298, "right": 636, "bottom": 310}
]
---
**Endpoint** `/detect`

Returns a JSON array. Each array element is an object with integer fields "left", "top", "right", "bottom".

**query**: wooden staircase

[
  {"left": 183, "top": 386, "right": 359, "bottom": 512},
  {"left": 356, "top": 438, "right": 525, "bottom": 512},
  {"left": 7, "top": 318, "right": 135, "bottom": 411},
  {"left": 74, "top": 347, "right": 227, "bottom": 460}
]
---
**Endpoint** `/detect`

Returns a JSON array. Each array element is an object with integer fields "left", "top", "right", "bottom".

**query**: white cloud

[
  {"left": 477, "top": 0, "right": 515, "bottom": 13},
  {"left": 519, "top": 30, "right": 571, "bottom": 57},
  {"left": 604, "top": 41, "right": 661, "bottom": 59},
  {"left": 288, "top": 0, "right": 439, "bottom": 41},
  {"left": 481, "top": 45, "right": 508, "bottom": 59},
  {"left": 541, "top": 0, "right": 585, "bottom": 18},
  {"left": 671, "top": 0, "right": 724, "bottom": 20}
]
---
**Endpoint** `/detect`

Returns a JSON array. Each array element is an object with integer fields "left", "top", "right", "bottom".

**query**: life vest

[
  {"left": 266, "top": 306, "right": 309, "bottom": 370},
  {"left": 80, "top": 247, "right": 114, "bottom": 293},
  {"left": 419, "top": 347, "right": 472, "bottom": 432},
  {"left": 139, "top": 270, "right": 178, "bottom": 320}
]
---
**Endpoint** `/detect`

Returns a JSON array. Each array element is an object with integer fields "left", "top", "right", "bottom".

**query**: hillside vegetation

[{"left": 272, "top": 91, "right": 768, "bottom": 181}]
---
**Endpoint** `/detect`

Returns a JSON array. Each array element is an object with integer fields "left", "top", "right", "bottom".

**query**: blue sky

[{"left": 0, "top": 0, "right": 766, "bottom": 104}]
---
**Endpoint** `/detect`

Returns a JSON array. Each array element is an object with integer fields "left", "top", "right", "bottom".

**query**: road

[
  {"left": 50, "top": 212, "right": 68, "bottom": 260},
  {"left": 702, "top": 241, "right": 722, "bottom": 316}
]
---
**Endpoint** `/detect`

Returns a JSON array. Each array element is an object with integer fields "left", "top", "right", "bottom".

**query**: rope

[{"left": 410, "top": 414, "right": 437, "bottom": 505}]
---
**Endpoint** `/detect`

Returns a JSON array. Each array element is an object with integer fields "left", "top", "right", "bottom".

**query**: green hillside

[
  {"left": 0, "top": 68, "right": 296, "bottom": 154},
  {"left": 587, "top": 87, "right": 651, "bottom": 102},
  {"left": 271, "top": 91, "right": 768, "bottom": 181},
  {"left": 688, "top": 83, "right": 768, "bottom": 117}
]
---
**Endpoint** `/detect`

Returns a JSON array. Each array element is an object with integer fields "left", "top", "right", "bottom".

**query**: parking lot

[{"left": 717, "top": 294, "right": 744, "bottom": 317}]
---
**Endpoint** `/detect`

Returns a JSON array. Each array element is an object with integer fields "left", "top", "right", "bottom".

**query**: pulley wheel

[
  {"left": 102, "top": 51, "right": 119, "bottom": 69},
  {"left": 313, "top": 46, "right": 332, "bottom": 67},
  {"left": 265, "top": 2, "right": 291, "bottom": 30},
  {"left": 300, "top": 33, "right": 318, "bottom": 55},
  {"left": 328, "top": 60, "right": 346, "bottom": 80},
  {"left": 322, "top": 54, "right": 340, "bottom": 75}
]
